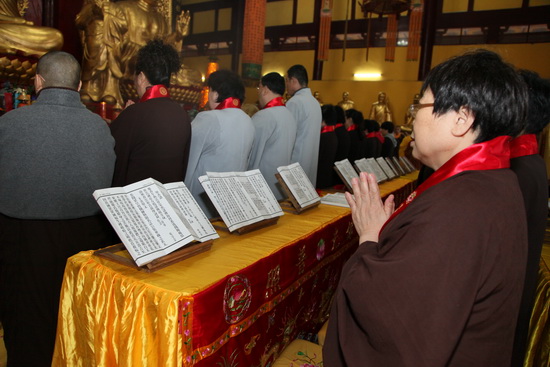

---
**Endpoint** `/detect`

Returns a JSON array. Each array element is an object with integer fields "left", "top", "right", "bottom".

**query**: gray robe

[
  {"left": 248, "top": 105, "right": 297, "bottom": 200},
  {"left": 185, "top": 108, "right": 255, "bottom": 218},
  {"left": 286, "top": 87, "right": 322, "bottom": 187}
]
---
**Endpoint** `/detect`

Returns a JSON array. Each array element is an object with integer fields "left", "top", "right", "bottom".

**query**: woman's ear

[{"left": 451, "top": 106, "right": 475, "bottom": 137}]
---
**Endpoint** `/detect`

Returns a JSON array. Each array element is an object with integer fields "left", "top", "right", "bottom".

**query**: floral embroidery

[
  {"left": 224, "top": 275, "right": 252, "bottom": 324},
  {"left": 316, "top": 239, "right": 325, "bottom": 260},
  {"left": 265, "top": 265, "right": 281, "bottom": 299},
  {"left": 297, "top": 245, "right": 306, "bottom": 275}
]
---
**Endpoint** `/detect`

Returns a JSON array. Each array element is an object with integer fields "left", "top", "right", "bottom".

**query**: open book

[
  {"left": 93, "top": 178, "right": 219, "bottom": 266},
  {"left": 355, "top": 158, "right": 388, "bottom": 183},
  {"left": 333, "top": 159, "right": 359, "bottom": 192},
  {"left": 276, "top": 162, "right": 320, "bottom": 210},
  {"left": 199, "top": 169, "right": 284, "bottom": 232}
]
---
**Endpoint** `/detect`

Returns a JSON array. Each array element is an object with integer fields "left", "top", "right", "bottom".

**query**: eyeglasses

[{"left": 409, "top": 103, "right": 434, "bottom": 119}]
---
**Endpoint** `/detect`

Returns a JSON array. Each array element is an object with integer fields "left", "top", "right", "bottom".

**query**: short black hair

[
  {"left": 422, "top": 49, "right": 527, "bottom": 143},
  {"left": 346, "top": 109, "right": 365, "bottom": 140},
  {"left": 519, "top": 69, "right": 550, "bottom": 135},
  {"left": 287, "top": 65, "right": 308, "bottom": 87},
  {"left": 261, "top": 72, "right": 285, "bottom": 96},
  {"left": 135, "top": 39, "right": 180, "bottom": 86},
  {"left": 207, "top": 69, "right": 245, "bottom": 102},
  {"left": 334, "top": 105, "right": 345, "bottom": 126},
  {"left": 364, "top": 119, "right": 380, "bottom": 133},
  {"left": 37, "top": 51, "right": 81, "bottom": 90},
  {"left": 381, "top": 121, "right": 394, "bottom": 133},
  {"left": 322, "top": 104, "right": 336, "bottom": 126}
]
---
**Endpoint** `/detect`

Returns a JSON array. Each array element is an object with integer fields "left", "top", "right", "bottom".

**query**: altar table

[{"left": 52, "top": 177, "right": 416, "bottom": 367}]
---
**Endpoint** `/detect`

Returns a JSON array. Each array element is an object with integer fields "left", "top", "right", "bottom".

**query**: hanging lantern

[
  {"left": 360, "top": 0, "right": 410, "bottom": 15},
  {"left": 360, "top": 0, "right": 411, "bottom": 61}
]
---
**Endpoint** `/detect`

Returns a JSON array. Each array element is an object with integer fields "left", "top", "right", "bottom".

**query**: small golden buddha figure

[
  {"left": 369, "top": 91, "right": 393, "bottom": 123},
  {"left": 404, "top": 93, "right": 420, "bottom": 128},
  {"left": 313, "top": 90, "right": 324, "bottom": 106},
  {"left": 337, "top": 91, "right": 354, "bottom": 111}
]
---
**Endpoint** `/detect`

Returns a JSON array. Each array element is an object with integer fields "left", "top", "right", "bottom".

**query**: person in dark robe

[
  {"left": 510, "top": 69, "right": 550, "bottom": 367},
  {"left": 380, "top": 121, "right": 397, "bottom": 157},
  {"left": 345, "top": 109, "right": 366, "bottom": 163},
  {"left": 316, "top": 104, "right": 338, "bottom": 189},
  {"left": 110, "top": 39, "right": 191, "bottom": 186},
  {"left": 332, "top": 105, "right": 351, "bottom": 186},
  {"left": 323, "top": 49, "right": 529, "bottom": 367},
  {"left": 364, "top": 119, "right": 382, "bottom": 158}
]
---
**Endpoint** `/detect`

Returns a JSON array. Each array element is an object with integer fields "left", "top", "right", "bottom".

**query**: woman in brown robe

[{"left": 323, "top": 49, "right": 529, "bottom": 367}]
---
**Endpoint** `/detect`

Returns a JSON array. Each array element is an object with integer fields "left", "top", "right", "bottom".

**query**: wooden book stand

[
  {"left": 210, "top": 216, "right": 279, "bottom": 235},
  {"left": 94, "top": 240, "right": 213, "bottom": 272},
  {"left": 332, "top": 167, "right": 354, "bottom": 194},
  {"left": 275, "top": 173, "right": 320, "bottom": 214}
]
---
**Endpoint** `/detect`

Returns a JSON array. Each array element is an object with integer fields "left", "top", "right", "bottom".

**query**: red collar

[
  {"left": 510, "top": 134, "right": 539, "bottom": 158},
  {"left": 321, "top": 125, "right": 335, "bottom": 133},
  {"left": 366, "top": 131, "right": 384, "bottom": 144},
  {"left": 347, "top": 124, "right": 357, "bottom": 132},
  {"left": 139, "top": 84, "right": 170, "bottom": 102},
  {"left": 335, "top": 123, "right": 344, "bottom": 129},
  {"left": 262, "top": 96, "right": 285, "bottom": 109},
  {"left": 381, "top": 135, "right": 511, "bottom": 233},
  {"left": 215, "top": 97, "right": 242, "bottom": 110}
]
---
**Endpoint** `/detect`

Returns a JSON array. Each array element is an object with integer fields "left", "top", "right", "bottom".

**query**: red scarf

[
  {"left": 262, "top": 96, "right": 285, "bottom": 109},
  {"left": 347, "top": 124, "right": 357, "bottom": 132},
  {"left": 139, "top": 84, "right": 170, "bottom": 102},
  {"left": 381, "top": 135, "right": 511, "bottom": 233},
  {"left": 366, "top": 131, "right": 384, "bottom": 144},
  {"left": 215, "top": 97, "right": 242, "bottom": 110},
  {"left": 510, "top": 134, "right": 538, "bottom": 159},
  {"left": 321, "top": 125, "right": 335, "bottom": 133},
  {"left": 335, "top": 123, "right": 344, "bottom": 129}
]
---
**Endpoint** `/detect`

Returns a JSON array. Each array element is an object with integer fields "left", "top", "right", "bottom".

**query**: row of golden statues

[
  {"left": 0, "top": 0, "right": 201, "bottom": 108},
  {"left": 0, "top": 0, "right": 419, "bottom": 125}
]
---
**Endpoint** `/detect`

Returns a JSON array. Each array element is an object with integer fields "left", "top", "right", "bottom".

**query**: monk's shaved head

[{"left": 36, "top": 51, "right": 81, "bottom": 90}]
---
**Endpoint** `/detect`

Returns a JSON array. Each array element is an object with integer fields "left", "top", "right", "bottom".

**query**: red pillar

[{"left": 241, "top": 0, "right": 266, "bottom": 82}]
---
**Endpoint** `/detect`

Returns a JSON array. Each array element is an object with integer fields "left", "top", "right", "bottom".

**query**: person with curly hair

[{"left": 110, "top": 39, "right": 192, "bottom": 187}]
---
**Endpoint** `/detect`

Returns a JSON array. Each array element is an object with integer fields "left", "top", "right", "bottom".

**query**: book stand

[
  {"left": 210, "top": 217, "right": 279, "bottom": 235},
  {"left": 332, "top": 167, "right": 354, "bottom": 194},
  {"left": 94, "top": 240, "right": 213, "bottom": 273},
  {"left": 275, "top": 173, "right": 320, "bottom": 214}
]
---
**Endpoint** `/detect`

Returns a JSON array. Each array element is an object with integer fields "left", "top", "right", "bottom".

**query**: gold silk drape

[{"left": 523, "top": 243, "right": 550, "bottom": 367}]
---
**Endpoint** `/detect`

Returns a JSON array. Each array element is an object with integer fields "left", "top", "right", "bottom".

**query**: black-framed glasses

[{"left": 409, "top": 103, "right": 434, "bottom": 119}]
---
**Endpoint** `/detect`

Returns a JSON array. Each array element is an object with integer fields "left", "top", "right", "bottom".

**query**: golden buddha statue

[
  {"left": 0, "top": 0, "right": 63, "bottom": 57},
  {"left": 369, "top": 91, "right": 393, "bottom": 123},
  {"left": 404, "top": 93, "right": 420, "bottom": 128},
  {"left": 76, "top": 0, "right": 199, "bottom": 107},
  {"left": 337, "top": 91, "right": 354, "bottom": 111},
  {"left": 313, "top": 90, "right": 323, "bottom": 106}
]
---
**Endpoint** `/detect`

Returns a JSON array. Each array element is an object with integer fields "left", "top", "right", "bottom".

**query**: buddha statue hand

[{"left": 175, "top": 10, "right": 190, "bottom": 39}]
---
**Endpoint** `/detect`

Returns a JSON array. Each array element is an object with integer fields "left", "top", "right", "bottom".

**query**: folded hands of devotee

[{"left": 345, "top": 172, "right": 395, "bottom": 244}]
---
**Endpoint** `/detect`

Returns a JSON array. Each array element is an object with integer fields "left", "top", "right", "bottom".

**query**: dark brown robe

[
  {"left": 110, "top": 97, "right": 191, "bottom": 186},
  {"left": 323, "top": 169, "right": 527, "bottom": 367},
  {"left": 316, "top": 130, "right": 338, "bottom": 189}
]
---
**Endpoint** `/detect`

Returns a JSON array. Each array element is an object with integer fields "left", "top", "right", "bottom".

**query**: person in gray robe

[
  {"left": 248, "top": 72, "right": 297, "bottom": 200},
  {"left": 285, "top": 65, "right": 322, "bottom": 187},
  {"left": 185, "top": 70, "right": 254, "bottom": 218}
]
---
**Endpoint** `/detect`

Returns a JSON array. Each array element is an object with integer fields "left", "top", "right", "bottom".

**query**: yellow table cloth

[{"left": 52, "top": 178, "right": 416, "bottom": 367}]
